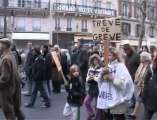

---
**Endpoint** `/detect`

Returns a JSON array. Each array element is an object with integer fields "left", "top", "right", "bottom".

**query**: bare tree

[{"left": 138, "top": 0, "right": 147, "bottom": 50}]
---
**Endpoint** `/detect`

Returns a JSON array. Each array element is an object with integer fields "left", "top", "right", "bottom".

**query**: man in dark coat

[
  {"left": 25, "top": 45, "right": 51, "bottom": 108},
  {"left": 124, "top": 44, "right": 140, "bottom": 81},
  {"left": 0, "top": 38, "right": 25, "bottom": 120},
  {"left": 42, "top": 44, "right": 52, "bottom": 99},
  {"left": 25, "top": 42, "right": 34, "bottom": 96},
  {"left": 123, "top": 44, "right": 140, "bottom": 108},
  {"left": 76, "top": 42, "right": 89, "bottom": 93}
]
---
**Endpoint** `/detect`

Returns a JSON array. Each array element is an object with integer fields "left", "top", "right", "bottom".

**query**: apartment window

[
  {"left": 18, "top": 0, "right": 25, "bottom": 8},
  {"left": 55, "top": 17, "right": 60, "bottom": 31},
  {"left": 122, "top": 22, "right": 131, "bottom": 36},
  {"left": 136, "top": 24, "right": 145, "bottom": 37},
  {"left": 34, "top": 0, "right": 41, "bottom": 8},
  {"left": 149, "top": 9, "right": 155, "bottom": 20},
  {"left": 56, "top": 0, "right": 60, "bottom": 3},
  {"left": 123, "top": 4, "right": 129, "bottom": 18},
  {"left": 0, "top": 1, "right": 3, "bottom": 7},
  {"left": 136, "top": 7, "right": 142, "bottom": 18},
  {"left": 67, "top": 0, "right": 72, "bottom": 4},
  {"left": 82, "top": 20, "right": 87, "bottom": 32},
  {"left": 0, "top": 17, "right": 4, "bottom": 31},
  {"left": 82, "top": 0, "right": 87, "bottom": 6},
  {"left": 16, "top": 17, "right": 25, "bottom": 31},
  {"left": 67, "top": 18, "right": 72, "bottom": 31},
  {"left": 149, "top": 27, "right": 155, "bottom": 38},
  {"left": 95, "top": 1, "right": 102, "bottom": 8},
  {"left": 33, "top": 18, "right": 41, "bottom": 31},
  {"left": 106, "top": 2, "right": 111, "bottom": 9}
]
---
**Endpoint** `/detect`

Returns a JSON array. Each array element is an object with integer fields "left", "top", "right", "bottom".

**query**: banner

[
  {"left": 51, "top": 51, "right": 62, "bottom": 72},
  {"left": 92, "top": 17, "right": 121, "bottom": 41}
]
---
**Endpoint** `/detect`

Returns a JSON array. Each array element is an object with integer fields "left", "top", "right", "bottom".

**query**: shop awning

[{"left": 12, "top": 33, "right": 49, "bottom": 40}]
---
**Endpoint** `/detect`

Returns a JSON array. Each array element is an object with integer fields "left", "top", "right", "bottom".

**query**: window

[
  {"left": 16, "top": 17, "right": 25, "bottom": 31},
  {"left": 106, "top": 2, "right": 111, "bottom": 9},
  {"left": 136, "top": 7, "right": 142, "bottom": 19},
  {"left": 67, "top": 0, "right": 72, "bottom": 4},
  {"left": 122, "top": 4, "right": 129, "bottom": 18},
  {"left": 95, "top": 1, "right": 102, "bottom": 8},
  {"left": 34, "top": 0, "right": 41, "bottom": 8},
  {"left": 149, "top": 27, "right": 155, "bottom": 38},
  {"left": 82, "top": 20, "right": 87, "bottom": 32},
  {"left": 18, "top": 0, "right": 25, "bottom": 8},
  {"left": 33, "top": 18, "right": 41, "bottom": 31},
  {"left": 0, "top": 0, "right": 3, "bottom": 7},
  {"left": 122, "top": 22, "right": 131, "bottom": 36},
  {"left": 136, "top": 24, "right": 145, "bottom": 37},
  {"left": 0, "top": 17, "right": 4, "bottom": 31},
  {"left": 67, "top": 18, "right": 72, "bottom": 31},
  {"left": 149, "top": 9, "right": 155, "bottom": 20},
  {"left": 55, "top": 17, "right": 60, "bottom": 31},
  {"left": 82, "top": 0, "right": 87, "bottom": 6},
  {"left": 56, "top": 0, "right": 60, "bottom": 3}
]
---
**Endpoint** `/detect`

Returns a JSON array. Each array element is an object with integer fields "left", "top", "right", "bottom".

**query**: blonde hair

[
  {"left": 69, "top": 65, "right": 80, "bottom": 78},
  {"left": 109, "top": 47, "right": 124, "bottom": 63}
]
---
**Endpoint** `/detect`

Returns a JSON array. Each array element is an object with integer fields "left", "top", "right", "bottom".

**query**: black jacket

[
  {"left": 25, "top": 49, "right": 34, "bottom": 77},
  {"left": 43, "top": 51, "right": 52, "bottom": 80},
  {"left": 125, "top": 53, "right": 140, "bottom": 81},
  {"left": 65, "top": 77, "right": 84, "bottom": 107},
  {"left": 32, "top": 54, "right": 45, "bottom": 81},
  {"left": 143, "top": 67, "right": 157, "bottom": 111},
  {"left": 76, "top": 47, "right": 89, "bottom": 76}
]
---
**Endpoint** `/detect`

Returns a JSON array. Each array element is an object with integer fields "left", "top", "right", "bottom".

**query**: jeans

[
  {"left": 84, "top": 94, "right": 97, "bottom": 116},
  {"left": 46, "top": 80, "right": 52, "bottom": 100},
  {"left": 143, "top": 109, "right": 157, "bottom": 120},
  {"left": 28, "top": 81, "right": 51, "bottom": 106},
  {"left": 27, "top": 76, "right": 33, "bottom": 95}
]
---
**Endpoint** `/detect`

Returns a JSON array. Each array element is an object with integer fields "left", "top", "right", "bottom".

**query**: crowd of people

[{"left": 0, "top": 37, "right": 157, "bottom": 120}]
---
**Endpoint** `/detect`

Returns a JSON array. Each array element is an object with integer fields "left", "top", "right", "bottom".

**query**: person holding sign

[{"left": 96, "top": 47, "right": 134, "bottom": 120}]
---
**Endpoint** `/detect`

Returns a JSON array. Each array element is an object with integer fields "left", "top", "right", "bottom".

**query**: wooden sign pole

[{"left": 103, "top": 40, "right": 109, "bottom": 67}]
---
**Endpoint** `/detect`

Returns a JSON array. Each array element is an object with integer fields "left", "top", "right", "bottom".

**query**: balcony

[
  {"left": 53, "top": 3, "right": 117, "bottom": 17},
  {"left": 122, "top": 12, "right": 131, "bottom": 19},
  {"left": 66, "top": 28, "right": 72, "bottom": 31},
  {"left": 55, "top": 27, "right": 61, "bottom": 31},
  {"left": 0, "top": 1, "right": 49, "bottom": 10},
  {"left": 81, "top": 29, "right": 88, "bottom": 32}
]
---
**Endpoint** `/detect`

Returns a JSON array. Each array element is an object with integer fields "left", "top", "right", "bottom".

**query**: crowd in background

[{"left": 1, "top": 37, "right": 157, "bottom": 120}]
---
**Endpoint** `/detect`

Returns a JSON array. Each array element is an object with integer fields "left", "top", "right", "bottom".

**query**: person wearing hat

[{"left": 0, "top": 38, "right": 25, "bottom": 120}]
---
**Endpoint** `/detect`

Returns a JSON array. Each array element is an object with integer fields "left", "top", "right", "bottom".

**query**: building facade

[
  {"left": 118, "top": 0, "right": 157, "bottom": 48},
  {"left": 0, "top": 0, "right": 50, "bottom": 48},
  {"left": 51, "top": 0, "right": 117, "bottom": 49}
]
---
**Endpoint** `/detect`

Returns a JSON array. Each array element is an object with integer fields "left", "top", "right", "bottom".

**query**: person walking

[
  {"left": 96, "top": 47, "right": 134, "bottom": 120},
  {"left": 0, "top": 38, "right": 25, "bottom": 120},
  {"left": 84, "top": 54, "right": 103, "bottom": 120},
  {"left": 42, "top": 44, "right": 53, "bottom": 100},
  {"left": 123, "top": 44, "right": 140, "bottom": 108},
  {"left": 51, "top": 45, "right": 62, "bottom": 94},
  {"left": 142, "top": 56, "right": 157, "bottom": 120},
  {"left": 25, "top": 42, "right": 34, "bottom": 96},
  {"left": 63, "top": 65, "right": 84, "bottom": 120},
  {"left": 76, "top": 41, "right": 89, "bottom": 93},
  {"left": 25, "top": 45, "right": 51, "bottom": 108},
  {"left": 127, "top": 52, "right": 152, "bottom": 120}
]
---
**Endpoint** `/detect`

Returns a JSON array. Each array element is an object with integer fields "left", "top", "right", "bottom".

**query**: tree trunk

[{"left": 138, "top": 0, "right": 147, "bottom": 50}]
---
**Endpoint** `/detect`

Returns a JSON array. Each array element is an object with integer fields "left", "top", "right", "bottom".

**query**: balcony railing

[
  {"left": 0, "top": 1, "right": 49, "bottom": 10},
  {"left": 66, "top": 28, "right": 72, "bottom": 31},
  {"left": 55, "top": 27, "right": 61, "bottom": 31},
  {"left": 53, "top": 3, "right": 117, "bottom": 16},
  {"left": 81, "top": 29, "right": 88, "bottom": 32}
]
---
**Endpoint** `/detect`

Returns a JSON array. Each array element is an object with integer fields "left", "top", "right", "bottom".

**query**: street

[{"left": 0, "top": 90, "right": 157, "bottom": 120}]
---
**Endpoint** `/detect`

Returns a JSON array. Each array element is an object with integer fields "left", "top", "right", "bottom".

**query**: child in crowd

[
  {"left": 84, "top": 54, "right": 103, "bottom": 120},
  {"left": 63, "top": 65, "right": 84, "bottom": 120}
]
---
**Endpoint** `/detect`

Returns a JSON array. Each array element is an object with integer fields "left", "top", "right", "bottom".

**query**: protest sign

[
  {"left": 51, "top": 51, "right": 62, "bottom": 72},
  {"left": 92, "top": 17, "right": 121, "bottom": 41},
  {"left": 51, "top": 51, "right": 68, "bottom": 85}
]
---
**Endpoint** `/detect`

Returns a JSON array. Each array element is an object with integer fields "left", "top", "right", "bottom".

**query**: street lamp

[{"left": 3, "top": 0, "right": 8, "bottom": 38}]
